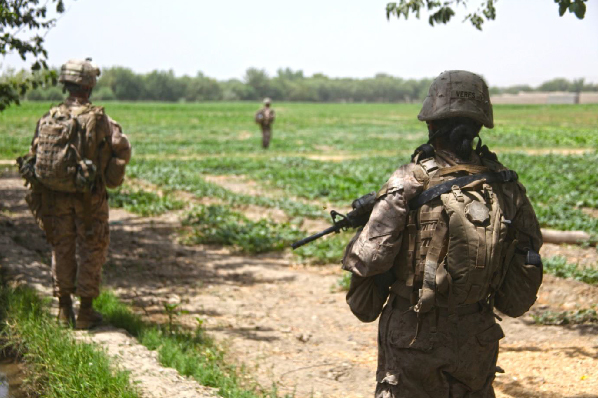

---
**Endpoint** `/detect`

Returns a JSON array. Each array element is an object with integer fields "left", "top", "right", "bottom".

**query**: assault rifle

[
  {"left": 290, "top": 168, "right": 520, "bottom": 250},
  {"left": 291, "top": 191, "right": 376, "bottom": 249}
]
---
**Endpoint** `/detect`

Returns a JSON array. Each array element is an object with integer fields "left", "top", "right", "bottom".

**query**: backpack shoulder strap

[{"left": 409, "top": 170, "right": 518, "bottom": 210}]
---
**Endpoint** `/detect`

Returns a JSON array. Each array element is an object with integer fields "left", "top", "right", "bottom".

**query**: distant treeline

[{"left": 9, "top": 67, "right": 598, "bottom": 103}]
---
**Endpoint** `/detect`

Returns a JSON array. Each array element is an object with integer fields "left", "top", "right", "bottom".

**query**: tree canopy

[
  {"left": 9, "top": 66, "right": 596, "bottom": 103},
  {"left": 0, "top": 0, "right": 65, "bottom": 111},
  {"left": 386, "top": 0, "right": 588, "bottom": 30}
]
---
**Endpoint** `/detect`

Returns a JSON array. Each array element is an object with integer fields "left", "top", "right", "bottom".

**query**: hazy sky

[{"left": 3, "top": 0, "right": 598, "bottom": 86}]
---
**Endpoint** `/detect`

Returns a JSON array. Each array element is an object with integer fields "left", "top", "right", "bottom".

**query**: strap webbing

[
  {"left": 437, "top": 164, "right": 489, "bottom": 176},
  {"left": 409, "top": 170, "right": 518, "bottom": 210}
]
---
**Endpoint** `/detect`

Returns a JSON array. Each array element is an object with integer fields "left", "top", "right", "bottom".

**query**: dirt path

[
  {"left": 105, "top": 207, "right": 598, "bottom": 398},
  {"left": 1, "top": 172, "right": 598, "bottom": 398}
]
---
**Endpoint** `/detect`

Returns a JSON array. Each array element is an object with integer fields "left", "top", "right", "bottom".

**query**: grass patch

[
  {"left": 181, "top": 205, "right": 303, "bottom": 253},
  {"left": 2, "top": 102, "right": 597, "bottom": 160},
  {"left": 109, "top": 185, "right": 185, "bottom": 216},
  {"left": 532, "top": 307, "right": 598, "bottom": 325},
  {"left": 334, "top": 272, "right": 352, "bottom": 292},
  {"left": 127, "top": 160, "right": 325, "bottom": 218},
  {"left": 0, "top": 278, "right": 138, "bottom": 398},
  {"left": 543, "top": 256, "right": 598, "bottom": 285},
  {"left": 94, "top": 291, "right": 291, "bottom": 398},
  {"left": 293, "top": 231, "right": 351, "bottom": 265}
]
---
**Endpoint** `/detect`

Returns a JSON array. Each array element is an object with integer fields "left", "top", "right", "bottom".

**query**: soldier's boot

[
  {"left": 76, "top": 297, "right": 103, "bottom": 330},
  {"left": 57, "top": 295, "right": 75, "bottom": 327}
]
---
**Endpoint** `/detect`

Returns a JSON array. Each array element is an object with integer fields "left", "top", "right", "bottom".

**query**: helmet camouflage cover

[
  {"left": 418, "top": 70, "right": 493, "bottom": 129},
  {"left": 59, "top": 58, "right": 101, "bottom": 88}
]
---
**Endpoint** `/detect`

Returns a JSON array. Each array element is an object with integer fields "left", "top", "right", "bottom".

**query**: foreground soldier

[
  {"left": 255, "top": 97, "right": 276, "bottom": 149},
  {"left": 342, "top": 70, "right": 543, "bottom": 397},
  {"left": 18, "top": 58, "right": 131, "bottom": 329}
]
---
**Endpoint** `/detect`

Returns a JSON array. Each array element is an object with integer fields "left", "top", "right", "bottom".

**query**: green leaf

[
  {"left": 574, "top": 1, "right": 586, "bottom": 18},
  {"left": 558, "top": 0, "right": 569, "bottom": 16}
]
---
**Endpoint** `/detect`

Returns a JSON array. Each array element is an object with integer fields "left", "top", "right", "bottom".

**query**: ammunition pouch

[
  {"left": 16, "top": 154, "right": 39, "bottom": 188},
  {"left": 75, "top": 159, "right": 97, "bottom": 192}
]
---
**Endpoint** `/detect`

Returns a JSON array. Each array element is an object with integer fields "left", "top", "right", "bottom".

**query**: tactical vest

[
  {"left": 390, "top": 154, "right": 520, "bottom": 317},
  {"left": 34, "top": 104, "right": 104, "bottom": 193}
]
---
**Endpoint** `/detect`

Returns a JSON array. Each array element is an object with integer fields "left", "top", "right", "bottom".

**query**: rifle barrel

[{"left": 291, "top": 225, "right": 340, "bottom": 250}]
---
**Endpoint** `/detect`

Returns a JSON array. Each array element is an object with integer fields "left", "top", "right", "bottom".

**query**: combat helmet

[
  {"left": 59, "top": 58, "right": 101, "bottom": 89},
  {"left": 263, "top": 97, "right": 271, "bottom": 105},
  {"left": 418, "top": 70, "right": 493, "bottom": 129}
]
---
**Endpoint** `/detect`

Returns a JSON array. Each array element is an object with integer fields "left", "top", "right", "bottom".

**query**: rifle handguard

[{"left": 290, "top": 191, "right": 377, "bottom": 249}]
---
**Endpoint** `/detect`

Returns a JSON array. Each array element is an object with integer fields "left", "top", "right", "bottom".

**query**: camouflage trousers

[
  {"left": 374, "top": 295, "right": 503, "bottom": 398},
  {"left": 261, "top": 126, "right": 272, "bottom": 149},
  {"left": 49, "top": 189, "right": 110, "bottom": 298}
]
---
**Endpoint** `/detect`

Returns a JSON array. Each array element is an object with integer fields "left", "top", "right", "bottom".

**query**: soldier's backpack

[
  {"left": 391, "top": 152, "right": 541, "bottom": 319},
  {"left": 34, "top": 104, "right": 103, "bottom": 193}
]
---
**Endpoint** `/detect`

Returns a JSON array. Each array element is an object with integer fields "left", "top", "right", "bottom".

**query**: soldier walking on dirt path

[
  {"left": 342, "top": 70, "right": 543, "bottom": 397},
  {"left": 255, "top": 97, "right": 275, "bottom": 149},
  {"left": 17, "top": 58, "right": 131, "bottom": 330}
]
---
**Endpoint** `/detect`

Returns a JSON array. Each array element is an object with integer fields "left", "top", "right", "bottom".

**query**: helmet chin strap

[
  {"left": 427, "top": 129, "right": 442, "bottom": 144},
  {"left": 426, "top": 122, "right": 442, "bottom": 144}
]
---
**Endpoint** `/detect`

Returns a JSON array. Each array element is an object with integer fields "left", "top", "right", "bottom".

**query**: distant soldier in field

[
  {"left": 255, "top": 97, "right": 276, "bottom": 149},
  {"left": 342, "top": 70, "right": 543, "bottom": 397},
  {"left": 17, "top": 58, "right": 131, "bottom": 329}
]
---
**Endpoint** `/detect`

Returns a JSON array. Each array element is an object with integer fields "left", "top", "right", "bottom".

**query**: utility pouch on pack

[
  {"left": 494, "top": 249, "right": 543, "bottom": 317},
  {"left": 16, "top": 154, "right": 38, "bottom": 188},
  {"left": 75, "top": 159, "right": 97, "bottom": 192}
]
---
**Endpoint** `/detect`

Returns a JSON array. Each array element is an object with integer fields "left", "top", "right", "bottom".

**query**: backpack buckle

[
  {"left": 499, "top": 170, "right": 517, "bottom": 182},
  {"left": 484, "top": 184, "right": 493, "bottom": 203},
  {"left": 451, "top": 185, "right": 464, "bottom": 202}
]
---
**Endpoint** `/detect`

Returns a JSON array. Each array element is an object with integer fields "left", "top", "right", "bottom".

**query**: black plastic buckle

[{"left": 499, "top": 170, "right": 517, "bottom": 182}]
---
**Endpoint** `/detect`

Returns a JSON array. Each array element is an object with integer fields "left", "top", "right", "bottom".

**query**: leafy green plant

[
  {"left": 532, "top": 306, "right": 598, "bottom": 325},
  {"left": 163, "top": 302, "right": 189, "bottom": 335},
  {"left": 109, "top": 186, "right": 185, "bottom": 216},
  {"left": 334, "top": 272, "right": 352, "bottom": 292},
  {"left": 543, "top": 256, "right": 598, "bottom": 285},
  {"left": 181, "top": 205, "right": 304, "bottom": 253},
  {"left": 293, "top": 232, "right": 351, "bottom": 265}
]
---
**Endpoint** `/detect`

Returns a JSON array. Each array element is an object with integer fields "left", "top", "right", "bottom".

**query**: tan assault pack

[
  {"left": 391, "top": 155, "right": 523, "bottom": 318},
  {"left": 34, "top": 104, "right": 105, "bottom": 193}
]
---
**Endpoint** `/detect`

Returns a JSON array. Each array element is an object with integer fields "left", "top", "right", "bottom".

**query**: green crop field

[{"left": 2, "top": 101, "right": 597, "bottom": 261}]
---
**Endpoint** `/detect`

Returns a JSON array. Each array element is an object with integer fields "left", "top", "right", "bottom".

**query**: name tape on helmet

[{"left": 451, "top": 90, "right": 483, "bottom": 101}]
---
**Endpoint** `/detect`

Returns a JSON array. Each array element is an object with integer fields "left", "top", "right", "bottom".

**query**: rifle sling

[{"left": 409, "top": 170, "right": 518, "bottom": 210}]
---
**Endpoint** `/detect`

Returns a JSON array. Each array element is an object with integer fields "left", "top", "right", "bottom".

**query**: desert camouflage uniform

[
  {"left": 29, "top": 98, "right": 130, "bottom": 298},
  {"left": 255, "top": 99, "right": 275, "bottom": 148},
  {"left": 342, "top": 71, "right": 543, "bottom": 397}
]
